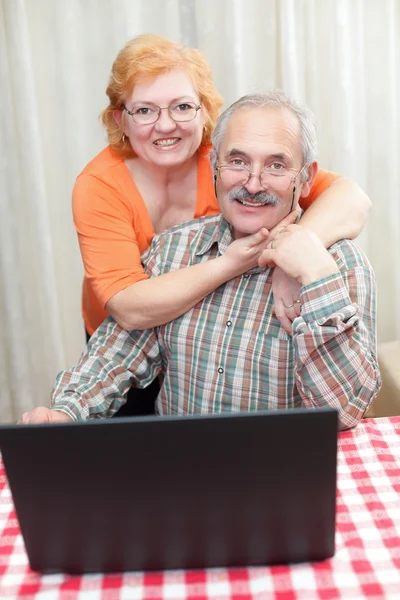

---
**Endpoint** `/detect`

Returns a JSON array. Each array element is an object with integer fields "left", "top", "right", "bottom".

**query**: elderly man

[{"left": 22, "top": 92, "right": 381, "bottom": 430}]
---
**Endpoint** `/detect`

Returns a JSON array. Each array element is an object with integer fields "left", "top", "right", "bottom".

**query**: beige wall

[{"left": 365, "top": 342, "right": 400, "bottom": 418}]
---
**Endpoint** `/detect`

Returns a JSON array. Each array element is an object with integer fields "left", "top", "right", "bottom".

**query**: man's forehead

[{"left": 221, "top": 105, "right": 301, "bottom": 155}]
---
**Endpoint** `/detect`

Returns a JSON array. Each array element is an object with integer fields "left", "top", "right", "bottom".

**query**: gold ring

[
  {"left": 283, "top": 301, "right": 294, "bottom": 309},
  {"left": 283, "top": 299, "right": 301, "bottom": 309}
]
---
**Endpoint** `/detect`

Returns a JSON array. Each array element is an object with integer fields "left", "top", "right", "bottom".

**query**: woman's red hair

[{"left": 100, "top": 34, "right": 223, "bottom": 158}]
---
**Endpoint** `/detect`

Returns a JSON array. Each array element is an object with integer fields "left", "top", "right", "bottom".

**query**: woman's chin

[{"left": 149, "top": 147, "right": 193, "bottom": 167}]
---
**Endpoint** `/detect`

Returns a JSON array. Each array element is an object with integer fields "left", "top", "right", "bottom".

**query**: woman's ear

[
  {"left": 300, "top": 162, "right": 318, "bottom": 198},
  {"left": 113, "top": 110, "right": 122, "bottom": 125}
]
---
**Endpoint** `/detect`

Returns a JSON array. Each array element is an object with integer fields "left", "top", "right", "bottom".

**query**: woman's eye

[
  {"left": 135, "top": 107, "right": 154, "bottom": 115},
  {"left": 175, "top": 103, "right": 192, "bottom": 111}
]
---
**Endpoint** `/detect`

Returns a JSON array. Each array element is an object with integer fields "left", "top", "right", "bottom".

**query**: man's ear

[{"left": 300, "top": 161, "right": 318, "bottom": 198}]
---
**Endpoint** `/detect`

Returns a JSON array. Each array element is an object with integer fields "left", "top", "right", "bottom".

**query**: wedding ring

[
  {"left": 283, "top": 301, "right": 294, "bottom": 309},
  {"left": 283, "top": 299, "right": 301, "bottom": 309},
  {"left": 270, "top": 240, "right": 275, "bottom": 249}
]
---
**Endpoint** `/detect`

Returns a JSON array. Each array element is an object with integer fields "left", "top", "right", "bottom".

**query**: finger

[
  {"left": 293, "top": 300, "right": 302, "bottom": 317},
  {"left": 252, "top": 227, "right": 270, "bottom": 245},
  {"left": 275, "top": 296, "right": 297, "bottom": 327},
  {"left": 268, "top": 227, "right": 285, "bottom": 244},
  {"left": 19, "top": 413, "right": 37, "bottom": 424},
  {"left": 244, "top": 228, "right": 270, "bottom": 251},
  {"left": 268, "top": 210, "right": 299, "bottom": 240},
  {"left": 19, "top": 407, "right": 51, "bottom": 424},
  {"left": 19, "top": 412, "right": 39, "bottom": 424},
  {"left": 258, "top": 249, "right": 276, "bottom": 268},
  {"left": 284, "top": 306, "right": 297, "bottom": 322},
  {"left": 279, "top": 209, "right": 299, "bottom": 227},
  {"left": 274, "top": 308, "right": 293, "bottom": 335}
]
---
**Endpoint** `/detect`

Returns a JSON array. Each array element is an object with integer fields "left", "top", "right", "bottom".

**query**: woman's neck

[
  {"left": 124, "top": 151, "right": 200, "bottom": 234},
  {"left": 126, "top": 152, "right": 198, "bottom": 185}
]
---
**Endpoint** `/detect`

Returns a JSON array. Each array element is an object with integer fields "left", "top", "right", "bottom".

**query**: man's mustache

[{"left": 226, "top": 186, "right": 281, "bottom": 206}]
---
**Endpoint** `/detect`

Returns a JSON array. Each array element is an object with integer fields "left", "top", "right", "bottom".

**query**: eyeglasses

[
  {"left": 215, "top": 163, "right": 308, "bottom": 192},
  {"left": 121, "top": 101, "right": 202, "bottom": 125}
]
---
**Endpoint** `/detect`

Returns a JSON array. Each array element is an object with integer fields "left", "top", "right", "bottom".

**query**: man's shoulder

[
  {"left": 329, "top": 239, "right": 373, "bottom": 272},
  {"left": 141, "top": 214, "right": 223, "bottom": 272}
]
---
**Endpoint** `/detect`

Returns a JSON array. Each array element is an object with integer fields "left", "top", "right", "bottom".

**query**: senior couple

[{"left": 22, "top": 90, "right": 381, "bottom": 430}]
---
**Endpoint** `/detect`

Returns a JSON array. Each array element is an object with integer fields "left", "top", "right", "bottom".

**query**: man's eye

[
  {"left": 230, "top": 159, "right": 246, "bottom": 167},
  {"left": 271, "top": 163, "right": 285, "bottom": 170}
]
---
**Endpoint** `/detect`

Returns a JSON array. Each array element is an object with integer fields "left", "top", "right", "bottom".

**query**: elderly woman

[{"left": 71, "top": 34, "right": 370, "bottom": 417}]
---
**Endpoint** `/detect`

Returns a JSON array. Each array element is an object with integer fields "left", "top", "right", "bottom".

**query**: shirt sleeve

[
  {"left": 292, "top": 242, "right": 381, "bottom": 431},
  {"left": 72, "top": 174, "right": 149, "bottom": 308},
  {"left": 50, "top": 317, "right": 162, "bottom": 420},
  {"left": 140, "top": 235, "right": 164, "bottom": 278},
  {"left": 299, "top": 168, "right": 340, "bottom": 211}
]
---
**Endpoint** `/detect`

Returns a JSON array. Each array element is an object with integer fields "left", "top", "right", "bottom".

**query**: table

[{"left": 1, "top": 417, "right": 399, "bottom": 599}]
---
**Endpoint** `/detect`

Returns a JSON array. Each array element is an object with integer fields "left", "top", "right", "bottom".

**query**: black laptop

[{"left": 0, "top": 408, "right": 338, "bottom": 574}]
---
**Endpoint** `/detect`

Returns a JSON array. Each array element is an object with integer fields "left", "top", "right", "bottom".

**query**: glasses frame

[
  {"left": 215, "top": 162, "right": 308, "bottom": 192},
  {"left": 214, "top": 162, "right": 309, "bottom": 213},
  {"left": 121, "top": 102, "right": 202, "bottom": 125}
]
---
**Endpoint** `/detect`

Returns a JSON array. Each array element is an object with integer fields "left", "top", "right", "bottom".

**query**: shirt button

[
  {"left": 218, "top": 367, "right": 224, "bottom": 374},
  {"left": 226, "top": 320, "right": 232, "bottom": 327},
  {"left": 243, "top": 274, "right": 250, "bottom": 279}
]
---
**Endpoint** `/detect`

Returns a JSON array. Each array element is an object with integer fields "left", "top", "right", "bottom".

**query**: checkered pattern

[
  {"left": 52, "top": 215, "right": 380, "bottom": 431},
  {"left": 1, "top": 416, "right": 399, "bottom": 599}
]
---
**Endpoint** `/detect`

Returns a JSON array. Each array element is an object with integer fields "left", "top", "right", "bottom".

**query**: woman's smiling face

[{"left": 122, "top": 69, "right": 206, "bottom": 167}]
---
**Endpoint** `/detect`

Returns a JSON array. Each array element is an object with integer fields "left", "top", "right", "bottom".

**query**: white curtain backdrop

[{"left": 1, "top": 0, "right": 399, "bottom": 422}]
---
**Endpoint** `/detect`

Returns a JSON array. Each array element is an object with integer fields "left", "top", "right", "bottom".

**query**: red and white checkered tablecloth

[{"left": 1, "top": 416, "right": 399, "bottom": 599}]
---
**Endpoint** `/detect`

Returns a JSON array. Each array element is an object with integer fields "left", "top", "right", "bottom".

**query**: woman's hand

[
  {"left": 223, "top": 228, "right": 270, "bottom": 273},
  {"left": 271, "top": 268, "right": 302, "bottom": 335},
  {"left": 106, "top": 211, "right": 301, "bottom": 332},
  {"left": 19, "top": 407, "right": 73, "bottom": 424},
  {"left": 223, "top": 210, "right": 299, "bottom": 275}
]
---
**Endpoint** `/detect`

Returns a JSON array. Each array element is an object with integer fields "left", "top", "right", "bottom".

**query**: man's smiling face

[{"left": 215, "top": 105, "right": 311, "bottom": 239}]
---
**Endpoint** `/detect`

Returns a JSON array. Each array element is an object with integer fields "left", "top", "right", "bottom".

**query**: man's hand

[
  {"left": 223, "top": 210, "right": 299, "bottom": 275},
  {"left": 19, "top": 407, "right": 73, "bottom": 424},
  {"left": 271, "top": 268, "right": 302, "bottom": 335},
  {"left": 259, "top": 224, "right": 339, "bottom": 286}
]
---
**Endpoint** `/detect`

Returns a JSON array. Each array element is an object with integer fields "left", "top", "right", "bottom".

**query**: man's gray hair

[{"left": 210, "top": 91, "right": 317, "bottom": 182}]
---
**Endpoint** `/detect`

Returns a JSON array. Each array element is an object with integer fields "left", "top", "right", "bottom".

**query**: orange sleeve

[
  {"left": 299, "top": 168, "right": 340, "bottom": 211},
  {"left": 72, "top": 174, "right": 149, "bottom": 308}
]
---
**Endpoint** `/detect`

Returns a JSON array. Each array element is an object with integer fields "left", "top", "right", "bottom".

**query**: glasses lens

[
  {"left": 260, "top": 172, "right": 292, "bottom": 191},
  {"left": 169, "top": 102, "right": 198, "bottom": 122},
  {"left": 131, "top": 106, "right": 159, "bottom": 124},
  {"left": 219, "top": 167, "right": 250, "bottom": 187}
]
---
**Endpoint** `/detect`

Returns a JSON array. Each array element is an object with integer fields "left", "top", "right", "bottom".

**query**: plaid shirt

[{"left": 52, "top": 215, "right": 381, "bottom": 430}]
